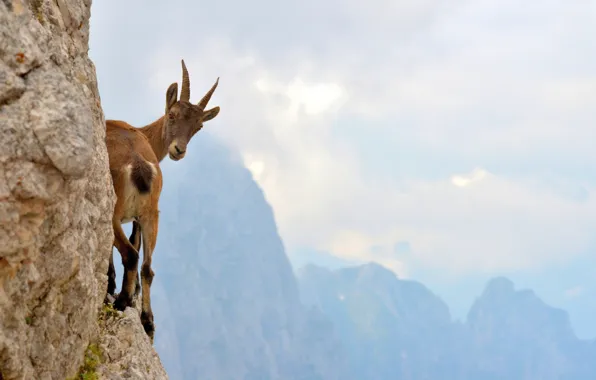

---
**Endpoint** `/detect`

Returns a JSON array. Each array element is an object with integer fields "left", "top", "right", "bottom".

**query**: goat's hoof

[
  {"left": 142, "top": 322, "right": 155, "bottom": 343},
  {"left": 146, "top": 328, "right": 155, "bottom": 344},
  {"left": 107, "top": 282, "right": 116, "bottom": 297},
  {"left": 114, "top": 293, "right": 132, "bottom": 311},
  {"left": 104, "top": 293, "right": 116, "bottom": 305},
  {"left": 141, "top": 311, "right": 155, "bottom": 342}
]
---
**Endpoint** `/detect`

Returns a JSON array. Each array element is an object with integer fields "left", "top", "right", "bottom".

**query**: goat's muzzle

[{"left": 168, "top": 141, "right": 186, "bottom": 161}]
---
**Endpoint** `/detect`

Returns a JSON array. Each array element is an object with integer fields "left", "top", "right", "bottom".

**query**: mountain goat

[{"left": 105, "top": 60, "right": 220, "bottom": 340}]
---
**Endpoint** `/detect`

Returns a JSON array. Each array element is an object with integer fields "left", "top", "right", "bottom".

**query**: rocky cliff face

[{"left": 0, "top": 1, "right": 166, "bottom": 379}]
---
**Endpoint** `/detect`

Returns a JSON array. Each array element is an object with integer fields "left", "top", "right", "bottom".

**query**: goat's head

[{"left": 162, "top": 60, "right": 220, "bottom": 161}]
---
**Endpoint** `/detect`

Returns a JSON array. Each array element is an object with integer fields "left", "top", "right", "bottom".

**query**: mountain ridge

[{"left": 298, "top": 262, "right": 596, "bottom": 380}]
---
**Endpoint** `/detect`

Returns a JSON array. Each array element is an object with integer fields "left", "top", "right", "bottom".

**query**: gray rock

[
  {"left": 0, "top": 1, "right": 166, "bottom": 379},
  {"left": 97, "top": 308, "right": 168, "bottom": 380}
]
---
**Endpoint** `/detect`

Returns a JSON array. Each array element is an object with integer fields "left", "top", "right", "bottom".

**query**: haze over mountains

[{"left": 142, "top": 136, "right": 596, "bottom": 380}]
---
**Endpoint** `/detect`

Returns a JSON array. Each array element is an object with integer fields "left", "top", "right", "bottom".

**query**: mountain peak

[
  {"left": 297, "top": 263, "right": 333, "bottom": 279},
  {"left": 482, "top": 276, "right": 515, "bottom": 297},
  {"left": 358, "top": 261, "right": 398, "bottom": 278}
]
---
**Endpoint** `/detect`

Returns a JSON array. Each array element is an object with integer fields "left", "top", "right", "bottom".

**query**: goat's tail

[{"left": 130, "top": 153, "right": 154, "bottom": 194}]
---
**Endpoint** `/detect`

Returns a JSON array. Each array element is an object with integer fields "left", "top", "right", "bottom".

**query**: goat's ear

[
  {"left": 202, "top": 106, "right": 220, "bottom": 122},
  {"left": 165, "top": 82, "right": 178, "bottom": 112}
]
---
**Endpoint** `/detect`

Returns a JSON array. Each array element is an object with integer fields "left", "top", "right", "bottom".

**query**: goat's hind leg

[
  {"left": 139, "top": 211, "right": 158, "bottom": 342},
  {"left": 129, "top": 220, "right": 142, "bottom": 298},
  {"left": 112, "top": 219, "right": 139, "bottom": 311},
  {"left": 105, "top": 222, "right": 139, "bottom": 304}
]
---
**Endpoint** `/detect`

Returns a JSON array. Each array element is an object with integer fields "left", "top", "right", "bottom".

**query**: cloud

[
  {"left": 451, "top": 168, "right": 488, "bottom": 187},
  {"left": 90, "top": 0, "right": 596, "bottom": 277},
  {"left": 565, "top": 286, "right": 584, "bottom": 299},
  {"left": 256, "top": 77, "right": 347, "bottom": 116}
]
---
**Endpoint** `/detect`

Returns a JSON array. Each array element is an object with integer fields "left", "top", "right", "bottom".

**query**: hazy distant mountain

[
  {"left": 466, "top": 277, "right": 596, "bottom": 380},
  {"left": 150, "top": 135, "right": 342, "bottom": 380},
  {"left": 288, "top": 247, "right": 364, "bottom": 271},
  {"left": 298, "top": 263, "right": 464, "bottom": 379},
  {"left": 298, "top": 264, "right": 596, "bottom": 380}
]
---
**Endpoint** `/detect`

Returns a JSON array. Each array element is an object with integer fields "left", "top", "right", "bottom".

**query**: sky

[{"left": 89, "top": 0, "right": 596, "bottom": 337}]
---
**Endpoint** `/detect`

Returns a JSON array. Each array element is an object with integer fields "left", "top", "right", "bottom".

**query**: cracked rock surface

[
  {"left": 0, "top": 1, "right": 166, "bottom": 379},
  {"left": 98, "top": 308, "right": 168, "bottom": 380}
]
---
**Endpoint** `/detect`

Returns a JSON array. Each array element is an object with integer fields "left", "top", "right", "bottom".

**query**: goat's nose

[{"left": 174, "top": 145, "right": 185, "bottom": 155}]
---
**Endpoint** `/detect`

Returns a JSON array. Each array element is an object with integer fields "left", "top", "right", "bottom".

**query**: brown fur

[
  {"left": 104, "top": 60, "right": 221, "bottom": 343},
  {"left": 106, "top": 120, "right": 163, "bottom": 342}
]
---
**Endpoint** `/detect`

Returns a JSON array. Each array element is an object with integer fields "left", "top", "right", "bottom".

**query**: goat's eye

[{"left": 168, "top": 112, "right": 175, "bottom": 120}]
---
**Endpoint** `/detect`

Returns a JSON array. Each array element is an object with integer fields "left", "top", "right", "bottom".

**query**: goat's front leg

[
  {"left": 112, "top": 219, "right": 139, "bottom": 311},
  {"left": 139, "top": 210, "right": 158, "bottom": 342},
  {"left": 129, "top": 220, "right": 142, "bottom": 298}
]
